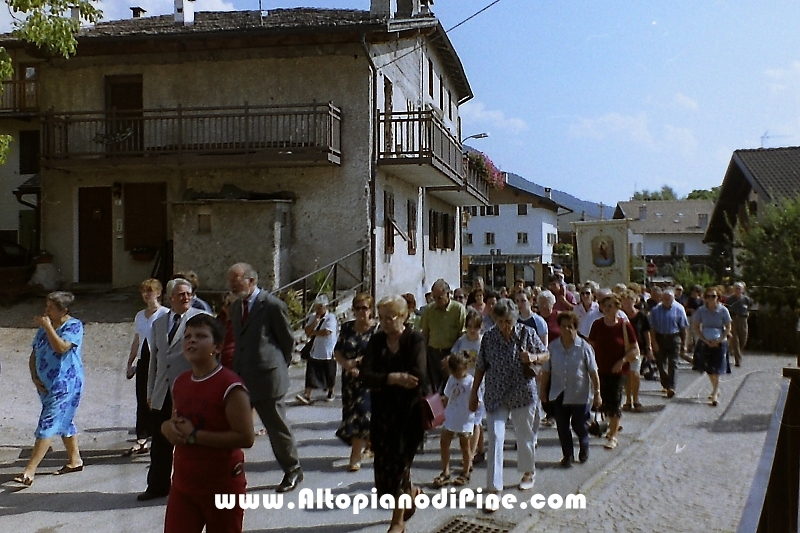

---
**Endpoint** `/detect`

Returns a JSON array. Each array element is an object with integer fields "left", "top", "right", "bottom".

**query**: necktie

[
  {"left": 168, "top": 313, "right": 181, "bottom": 344},
  {"left": 242, "top": 299, "right": 249, "bottom": 323}
]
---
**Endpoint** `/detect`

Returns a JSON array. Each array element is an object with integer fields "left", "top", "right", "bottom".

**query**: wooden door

[
  {"left": 78, "top": 187, "right": 112, "bottom": 283},
  {"left": 105, "top": 75, "right": 143, "bottom": 154}
]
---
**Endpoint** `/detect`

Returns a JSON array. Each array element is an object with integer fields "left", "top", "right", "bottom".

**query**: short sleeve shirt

[
  {"left": 420, "top": 299, "right": 467, "bottom": 350},
  {"left": 543, "top": 336, "right": 598, "bottom": 404},
  {"left": 692, "top": 305, "right": 732, "bottom": 341},
  {"left": 310, "top": 312, "right": 339, "bottom": 360},
  {"left": 477, "top": 323, "right": 545, "bottom": 412}
]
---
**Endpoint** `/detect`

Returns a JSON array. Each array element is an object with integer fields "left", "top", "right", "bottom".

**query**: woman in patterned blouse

[{"left": 469, "top": 298, "right": 549, "bottom": 509}]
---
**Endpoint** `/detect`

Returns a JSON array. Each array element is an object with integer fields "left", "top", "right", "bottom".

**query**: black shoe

[
  {"left": 560, "top": 456, "right": 574, "bottom": 468},
  {"left": 276, "top": 468, "right": 303, "bottom": 493},
  {"left": 578, "top": 449, "right": 589, "bottom": 463},
  {"left": 137, "top": 489, "right": 169, "bottom": 501}
]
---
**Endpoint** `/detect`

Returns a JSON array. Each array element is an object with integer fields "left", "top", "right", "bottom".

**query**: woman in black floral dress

[
  {"left": 361, "top": 295, "right": 429, "bottom": 533},
  {"left": 334, "top": 293, "right": 377, "bottom": 471}
]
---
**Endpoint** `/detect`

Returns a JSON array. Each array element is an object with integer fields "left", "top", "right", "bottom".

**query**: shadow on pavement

[
  {"left": 249, "top": 522, "right": 385, "bottom": 533},
  {"left": 0, "top": 490, "right": 148, "bottom": 516}
]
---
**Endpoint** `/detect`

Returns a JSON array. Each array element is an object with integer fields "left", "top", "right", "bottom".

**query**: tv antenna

[{"left": 761, "top": 130, "right": 791, "bottom": 148}]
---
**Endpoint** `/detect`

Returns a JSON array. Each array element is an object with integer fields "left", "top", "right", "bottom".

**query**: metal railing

[
  {"left": 41, "top": 102, "right": 341, "bottom": 164},
  {"left": 377, "top": 110, "right": 464, "bottom": 179},
  {"left": 271, "top": 246, "right": 368, "bottom": 329},
  {"left": 0, "top": 79, "right": 38, "bottom": 112}
]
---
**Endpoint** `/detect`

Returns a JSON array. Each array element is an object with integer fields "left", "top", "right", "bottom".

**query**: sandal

[
  {"left": 604, "top": 437, "right": 618, "bottom": 450},
  {"left": 53, "top": 464, "right": 83, "bottom": 476},
  {"left": 622, "top": 402, "right": 632, "bottom": 412},
  {"left": 123, "top": 442, "right": 149, "bottom": 457},
  {"left": 403, "top": 486, "right": 422, "bottom": 521},
  {"left": 453, "top": 472, "right": 470, "bottom": 486},
  {"left": 432, "top": 472, "right": 450, "bottom": 488},
  {"left": 473, "top": 451, "right": 485, "bottom": 465},
  {"left": 633, "top": 402, "right": 643, "bottom": 413},
  {"left": 12, "top": 475, "right": 33, "bottom": 486},
  {"left": 348, "top": 462, "right": 361, "bottom": 472}
]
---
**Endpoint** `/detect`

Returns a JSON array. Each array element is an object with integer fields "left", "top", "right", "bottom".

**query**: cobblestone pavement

[{"left": 512, "top": 354, "right": 794, "bottom": 533}]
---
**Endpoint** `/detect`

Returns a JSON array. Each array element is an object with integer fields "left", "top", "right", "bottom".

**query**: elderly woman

[
  {"left": 124, "top": 278, "right": 168, "bottom": 456},
  {"left": 537, "top": 290, "right": 560, "bottom": 344},
  {"left": 360, "top": 295, "right": 429, "bottom": 533},
  {"left": 334, "top": 293, "right": 378, "bottom": 471},
  {"left": 15, "top": 292, "right": 84, "bottom": 486},
  {"left": 588, "top": 293, "right": 639, "bottom": 450},
  {"left": 540, "top": 312, "right": 601, "bottom": 467},
  {"left": 469, "top": 298, "right": 548, "bottom": 507},
  {"left": 693, "top": 287, "right": 732, "bottom": 406},
  {"left": 297, "top": 295, "right": 339, "bottom": 404}
]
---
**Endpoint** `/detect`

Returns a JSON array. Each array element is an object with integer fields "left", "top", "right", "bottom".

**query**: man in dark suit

[
  {"left": 228, "top": 263, "right": 302, "bottom": 492},
  {"left": 139, "top": 278, "right": 205, "bottom": 501}
]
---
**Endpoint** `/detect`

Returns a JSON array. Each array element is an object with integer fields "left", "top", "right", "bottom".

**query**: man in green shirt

[{"left": 420, "top": 279, "right": 467, "bottom": 391}]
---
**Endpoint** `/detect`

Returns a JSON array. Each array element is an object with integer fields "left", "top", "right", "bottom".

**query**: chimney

[
  {"left": 370, "top": 0, "right": 392, "bottom": 17},
  {"left": 131, "top": 6, "right": 146, "bottom": 18},
  {"left": 544, "top": 187, "right": 552, "bottom": 200},
  {"left": 70, "top": 5, "right": 80, "bottom": 21},
  {"left": 174, "top": 0, "right": 195, "bottom": 26},
  {"left": 599, "top": 202, "right": 605, "bottom": 220},
  {"left": 638, "top": 205, "right": 647, "bottom": 221},
  {"left": 396, "top": 0, "right": 421, "bottom": 17}
]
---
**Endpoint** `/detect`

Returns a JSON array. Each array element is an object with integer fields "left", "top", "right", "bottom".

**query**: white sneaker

[
  {"left": 483, "top": 490, "right": 500, "bottom": 513},
  {"left": 519, "top": 472, "right": 536, "bottom": 490}
]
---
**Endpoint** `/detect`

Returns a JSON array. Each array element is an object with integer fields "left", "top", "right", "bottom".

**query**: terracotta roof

[
  {"left": 75, "top": 9, "right": 381, "bottom": 38},
  {"left": 614, "top": 200, "right": 714, "bottom": 234}
]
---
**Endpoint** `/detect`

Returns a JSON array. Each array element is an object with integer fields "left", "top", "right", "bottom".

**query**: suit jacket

[
  {"left": 147, "top": 307, "right": 205, "bottom": 410},
  {"left": 231, "top": 289, "right": 295, "bottom": 402}
]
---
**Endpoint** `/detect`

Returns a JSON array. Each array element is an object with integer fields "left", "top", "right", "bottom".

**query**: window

[
  {"left": 447, "top": 89, "right": 453, "bottom": 120},
  {"left": 517, "top": 232, "right": 528, "bottom": 244},
  {"left": 464, "top": 233, "right": 473, "bottom": 245},
  {"left": 484, "top": 205, "right": 500, "bottom": 216},
  {"left": 480, "top": 205, "right": 486, "bottom": 216},
  {"left": 384, "top": 191, "right": 395, "bottom": 254},
  {"left": 428, "top": 59, "right": 434, "bottom": 97},
  {"left": 470, "top": 206, "right": 477, "bottom": 216},
  {"left": 407, "top": 199, "right": 417, "bottom": 255},
  {"left": 485, "top": 232, "right": 495, "bottom": 245},
  {"left": 669, "top": 242, "right": 685, "bottom": 257},
  {"left": 517, "top": 204, "right": 528, "bottom": 216},
  {"left": 19, "top": 130, "right": 39, "bottom": 175},
  {"left": 698, "top": 213, "right": 709, "bottom": 229},
  {"left": 439, "top": 75, "right": 444, "bottom": 111},
  {"left": 429, "top": 210, "right": 455, "bottom": 251},
  {"left": 546, "top": 233, "right": 557, "bottom": 245}
]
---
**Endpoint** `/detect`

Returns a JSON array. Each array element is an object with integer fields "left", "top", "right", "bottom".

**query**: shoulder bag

[
  {"left": 420, "top": 341, "right": 446, "bottom": 431},
  {"left": 300, "top": 317, "right": 324, "bottom": 361},
  {"left": 620, "top": 319, "right": 640, "bottom": 375}
]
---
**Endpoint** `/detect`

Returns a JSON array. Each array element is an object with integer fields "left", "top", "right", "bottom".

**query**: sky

[{"left": 4, "top": 0, "right": 800, "bottom": 207}]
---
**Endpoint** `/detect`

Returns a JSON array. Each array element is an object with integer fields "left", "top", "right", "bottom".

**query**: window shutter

[
  {"left": 384, "top": 191, "right": 395, "bottom": 254},
  {"left": 447, "top": 213, "right": 456, "bottom": 249},
  {"left": 407, "top": 199, "right": 417, "bottom": 255},
  {"left": 429, "top": 209, "right": 436, "bottom": 251}
]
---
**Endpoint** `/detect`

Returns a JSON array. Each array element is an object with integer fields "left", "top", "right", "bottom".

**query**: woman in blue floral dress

[{"left": 14, "top": 292, "right": 85, "bottom": 486}]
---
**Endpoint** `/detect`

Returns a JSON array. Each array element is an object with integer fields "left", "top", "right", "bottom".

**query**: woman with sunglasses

[
  {"left": 692, "top": 288, "right": 732, "bottom": 406},
  {"left": 334, "top": 293, "right": 378, "bottom": 471}
]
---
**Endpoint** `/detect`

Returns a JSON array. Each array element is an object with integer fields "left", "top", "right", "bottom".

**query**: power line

[{"left": 379, "top": 0, "right": 505, "bottom": 69}]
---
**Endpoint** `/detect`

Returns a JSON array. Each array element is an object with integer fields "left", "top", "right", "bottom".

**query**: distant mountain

[{"left": 505, "top": 172, "right": 614, "bottom": 220}]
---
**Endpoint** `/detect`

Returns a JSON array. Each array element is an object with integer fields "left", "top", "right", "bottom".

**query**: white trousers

[{"left": 486, "top": 402, "right": 539, "bottom": 491}]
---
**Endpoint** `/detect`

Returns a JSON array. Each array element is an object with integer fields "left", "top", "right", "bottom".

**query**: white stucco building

[
  {"left": 462, "top": 173, "right": 568, "bottom": 288},
  {"left": 0, "top": 0, "right": 490, "bottom": 303}
]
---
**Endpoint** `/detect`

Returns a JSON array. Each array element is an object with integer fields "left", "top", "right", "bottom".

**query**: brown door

[
  {"left": 78, "top": 187, "right": 113, "bottom": 283},
  {"left": 123, "top": 182, "right": 167, "bottom": 251},
  {"left": 105, "top": 75, "right": 143, "bottom": 154}
]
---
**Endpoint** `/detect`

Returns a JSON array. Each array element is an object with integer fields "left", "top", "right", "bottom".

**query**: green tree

[
  {"left": 0, "top": 1, "right": 103, "bottom": 163},
  {"left": 632, "top": 185, "right": 678, "bottom": 201},
  {"left": 739, "top": 197, "right": 800, "bottom": 311},
  {"left": 686, "top": 186, "right": 720, "bottom": 201}
]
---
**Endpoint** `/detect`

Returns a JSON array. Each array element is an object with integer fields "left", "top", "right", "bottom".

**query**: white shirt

[
  {"left": 134, "top": 306, "right": 169, "bottom": 358},
  {"left": 310, "top": 311, "right": 338, "bottom": 360},
  {"left": 443, "top": 374, "right": 476, "bottom": 434}
]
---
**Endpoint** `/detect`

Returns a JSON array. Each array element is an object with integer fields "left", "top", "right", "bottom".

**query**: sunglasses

[
  {"left": 453, "top": 295, "right": 465, "bottom": 300},
  {"left": 705, "top": 294, "right": 718, "bottom": 299},
  {"left": 580, "top": 291, "right": 592, "bottom": 295}
]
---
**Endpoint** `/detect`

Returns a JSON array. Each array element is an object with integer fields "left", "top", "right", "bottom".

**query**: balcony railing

[
  {"left": 0, "top": 79, "right": 39, "bottom": 112},
  {"left": 377, "top": 110, "right": 464, "bottom": 178},
  {"left": 41, "top": 102, "right": 341, "bottom": 167},
  {"left": 463, "top": 159, "right": 491, "bottom": 201}
]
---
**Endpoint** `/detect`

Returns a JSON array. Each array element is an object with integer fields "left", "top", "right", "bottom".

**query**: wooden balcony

[
  {"left": 377, "top": 110, "right": 488, "bottom": 205},
  {"left": 41, "top": 103, "right": 342, "bottom": 169},
  {"left": 0, "top": 79, "right": 39, "bottom": 115}
]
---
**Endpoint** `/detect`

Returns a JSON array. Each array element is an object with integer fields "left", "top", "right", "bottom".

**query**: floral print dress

[
  {"left": 335, "top": 320, "right": 377, "bottom": 445},
  {"left": 32, "top": 318, "right": 84, "bottom": 439}
]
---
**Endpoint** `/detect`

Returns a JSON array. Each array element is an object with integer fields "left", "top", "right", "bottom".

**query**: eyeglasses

[
  {"left": 705, "top": 294, "right": 718, "bottom": 299},
  {"left": 353, "top": 305, "right": 369, "bottom": 311}
]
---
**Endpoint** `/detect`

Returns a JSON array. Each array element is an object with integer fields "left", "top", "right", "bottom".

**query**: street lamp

[{"left": 462, "top": 132, "right": 489, "bottom": 143}]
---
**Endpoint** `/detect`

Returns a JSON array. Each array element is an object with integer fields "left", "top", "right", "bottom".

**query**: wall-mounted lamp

[{"left": 462, "top": 132, "right": 489, "bottom": 143}]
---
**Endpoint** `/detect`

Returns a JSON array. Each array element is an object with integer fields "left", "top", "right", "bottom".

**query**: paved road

[{"left": 0, "top": 324, "right": 792, "bottom": 533}]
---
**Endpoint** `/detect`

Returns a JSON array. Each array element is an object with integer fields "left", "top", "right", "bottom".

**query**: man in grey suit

[
  {"left": 228, "top": 263, "right": 302, "bottom": 492},
  {"left": 138, "top": 278, "right": 205, "bottom": 501}
]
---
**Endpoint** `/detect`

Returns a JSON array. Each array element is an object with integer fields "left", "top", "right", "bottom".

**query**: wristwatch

[{"left": 186, "top": 428, "right": 198, "bottom": 445}]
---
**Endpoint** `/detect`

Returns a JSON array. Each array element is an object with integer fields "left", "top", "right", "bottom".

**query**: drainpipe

[{"left": 361, "top": 34, "right": 378, "bottom": 302}]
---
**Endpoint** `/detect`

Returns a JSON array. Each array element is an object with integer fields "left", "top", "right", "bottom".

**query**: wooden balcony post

[{"left": 177, "top": 104, "right": 183, "bottom": 157}]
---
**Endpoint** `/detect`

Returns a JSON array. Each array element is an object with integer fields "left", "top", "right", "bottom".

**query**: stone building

[{"left": 0, "top": 0, "right": 488, "bottom": 301}]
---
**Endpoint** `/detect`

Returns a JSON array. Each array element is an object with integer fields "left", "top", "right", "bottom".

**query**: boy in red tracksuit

[{"left": 161, "top": 313, "right": 255, "bottom": 533}]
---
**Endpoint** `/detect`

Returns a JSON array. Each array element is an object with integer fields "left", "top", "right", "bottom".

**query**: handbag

[
  {"left": 620, "top": 320, "right": 640, "bottom": 375},
  {"left": 588, "top": 409, "right": 608, "bottom": 437},
  {"left": 420, "top": 348, "right": 446, "bottom": 431},
  {"left": 300, "top": 338, "right": 314, "bottom": 361}
]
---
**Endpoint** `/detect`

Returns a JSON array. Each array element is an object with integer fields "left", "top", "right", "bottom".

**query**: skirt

[{"left": 305, "top": 358, "right": 336, "bottom": 390}]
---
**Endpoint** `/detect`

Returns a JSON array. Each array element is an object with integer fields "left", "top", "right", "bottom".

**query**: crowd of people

[{"left": 14, "top": 267, "right": 752, "bottom": 532}]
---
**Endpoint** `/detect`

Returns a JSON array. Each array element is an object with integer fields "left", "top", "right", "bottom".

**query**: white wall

[
  {"left": 463, "top": 204, "right": 558, "bottom": 263},
  {"left": 643, "top": 233, "right": 709, "bottom": 257},
  {"left": 0, "top": 121, "right": 37, "bottom": 239}
]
